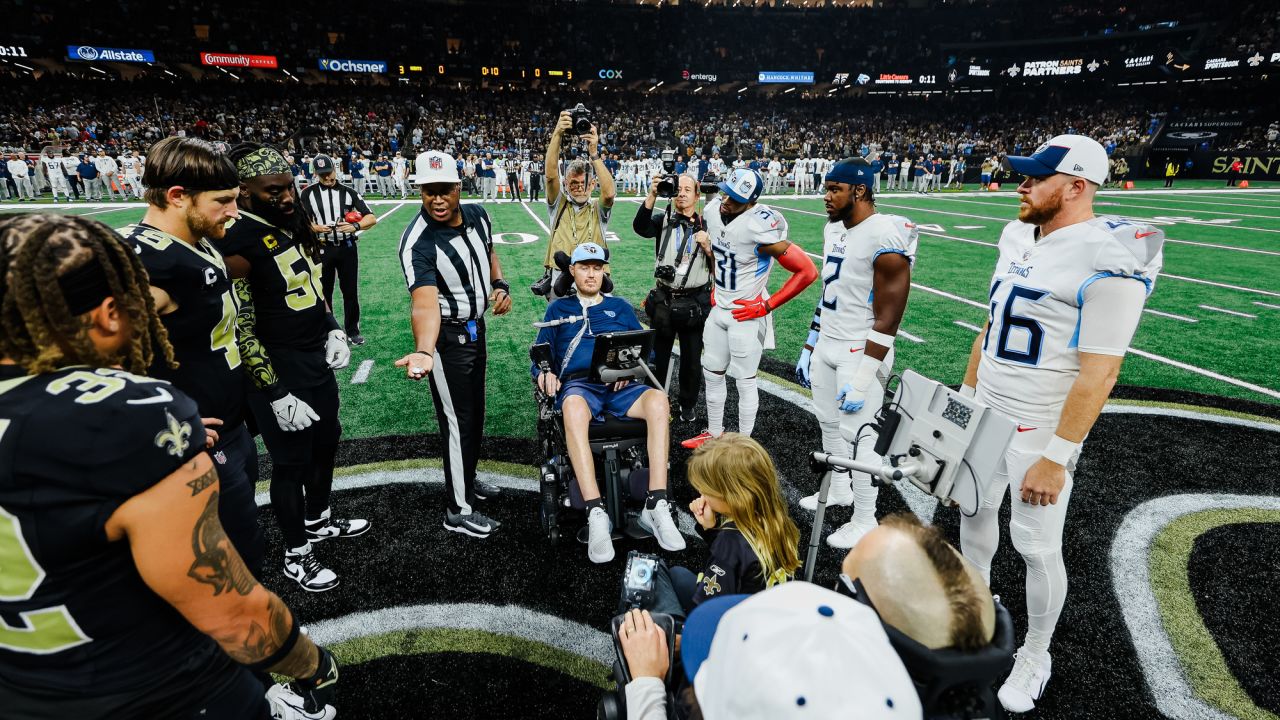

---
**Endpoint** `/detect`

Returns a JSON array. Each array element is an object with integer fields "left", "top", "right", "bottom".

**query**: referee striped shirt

[
  {"left": 399, "top": 204, "right": 495, "bottom": 320},
  {"left": 301, "top": 181, "right": 371, "bottom": 243}
]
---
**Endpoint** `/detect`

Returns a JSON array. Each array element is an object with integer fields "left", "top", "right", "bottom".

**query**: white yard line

[
  {"left": 898, "top": 330, "right": 925, "bottom": 343},
  {"left": 953, "top": 320, "right": 983, "bottom": 332},
  {"left": 1253, "top": 301, "right": 1280, "bottom": 311},
  {"left": 1143, "top": 309, "right": 1197, "bottom": 323},
  {"left": 350, "top": 359, "right": 375, "bottom": 384},
  {"left": 1198, "top": 304, "right": 1257, "bottom": 319}
]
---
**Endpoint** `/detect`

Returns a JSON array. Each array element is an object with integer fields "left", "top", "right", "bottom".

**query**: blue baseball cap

[
  {"left": 718, "top": 168, "right": 764, "bottom": 203},
  {"left": 570, "top": 242, "right": 607, "bottom": 265},
  {"left": 825, "top": 158, "right": 877, "bottom": 188},
  {"left": 1004, "top": 134, "right": 1108, "bottom": 185}
]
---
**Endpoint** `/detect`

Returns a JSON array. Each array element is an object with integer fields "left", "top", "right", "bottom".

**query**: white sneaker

[
  {"left": 799, "top": 471, "right": 854, "bottom": 512},
  {"left": 639, "top": 499, "right": 687, "bottom": 552},
  {"left": 998, "top": 649, "right": 1052, "bottom": 713},
  {"left": 266, "top": 683, "right": 336, "bottom": 720},
  {"left": 283, "top": 544, "right": 339, "bottom": 593},
  {"left": 587, "top": 506, "right": 615, "bottom": 563},
  {"left": 825, "top": 516, "right": 878, "bottom": 549}
]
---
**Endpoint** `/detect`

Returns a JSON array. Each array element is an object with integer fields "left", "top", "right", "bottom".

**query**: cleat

[
  {"left": 999, "top": 649, "right": 1052, "bottom": 713},
  {"left": 826, "top": 516, "right": 879, "bottom": 550},
  {"left": 680, "top": 430, "right": 715, "bottom": 449},
  {"left": 800, "top": 471, "right": 854, "bottom": 512},
  {"left": 445, "top": 509, "right": 500, "bottom": 538}
]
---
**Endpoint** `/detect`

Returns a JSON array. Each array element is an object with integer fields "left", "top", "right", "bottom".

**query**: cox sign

[{"left": 597, "top": 68, "right": 623, "bottom": 80}]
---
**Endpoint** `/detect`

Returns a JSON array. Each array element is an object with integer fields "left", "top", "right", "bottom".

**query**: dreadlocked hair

[
  {"left": 227, "top": 140, "right": 321, "bottom": 262},
  {"left": 0, "top": 213, "right": 176, "bottom": 375}
]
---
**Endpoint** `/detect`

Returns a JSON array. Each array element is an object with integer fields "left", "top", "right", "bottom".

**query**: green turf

[
  {"left": 1150, "top": 509, "right": 1280, "bottom": 720},
  {"left": 3, "top": 185, "right": 1277, "bottom": 441}
]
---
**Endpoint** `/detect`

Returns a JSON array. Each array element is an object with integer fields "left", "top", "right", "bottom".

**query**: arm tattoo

[
  {"left": 186, "top": 463, "right": 217, "bottom": 496},
  {"left": 221, "top": 592, "right": 316, "bottom": 677},
  {"left": 233, "top": 278, "right": 280, "bottom": 391},
  {"left": 188, "top": 490, "right": 258, "bottom": 597}
]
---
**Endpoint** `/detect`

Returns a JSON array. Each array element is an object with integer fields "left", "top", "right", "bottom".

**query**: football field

[{"left": 4, "top": 182, "right": 1279, "bottom": 719}]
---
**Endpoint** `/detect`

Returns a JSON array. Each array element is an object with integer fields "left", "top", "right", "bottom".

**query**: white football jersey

[
  {"left": 120, "top": 156, "right": 139, "bottom": 173},
  {"left": 819, "top": 213, "right": 919, "bottom": 342},
  {"left": 41, "top": 158, "right": 61, "bottom": 175},
  {"left": 977, "top": 216, "right": 1164, "bottom": 424},
  {"left": 705, "top": 197, "right": 788, "bottom": 308},
  {"left": 60, "top": 156, "right": 79, "bottom": 173}
]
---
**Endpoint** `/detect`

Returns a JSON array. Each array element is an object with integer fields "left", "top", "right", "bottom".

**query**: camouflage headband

[{"left": 236, "top": 147, "right": 290, "bottom": 180}]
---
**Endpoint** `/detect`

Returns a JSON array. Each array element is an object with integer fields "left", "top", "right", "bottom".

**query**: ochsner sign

[
  {"left": 319, "top": 58, "right": 388, "bottom": 73},
  {"left": 200, "top": 52, "right": 279, "bottom": 69}
]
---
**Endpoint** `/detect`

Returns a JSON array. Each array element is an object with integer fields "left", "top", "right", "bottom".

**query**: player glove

[
  {"left": 271, "top": 393, "right": 321, "bottom": 432},
  {"left": 836, "top": 353, "right": 883, "bottom": 414},
  {"left": 731, "top": 296, "right": 770, "bottom": 321},
  {"left": 325, "top": 330, "right": 350, "bottom": 370},
  {"left": 795, "top": 327, "right": 819, "bottom": 388},
  {"left": 289, "top": 645, "right": 339, "bottom": 715}
]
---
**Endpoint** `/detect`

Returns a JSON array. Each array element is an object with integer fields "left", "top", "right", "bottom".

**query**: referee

[
  {"left": 395, "top": 150, "right": 513, "bottom": 539},
  {"left": 302, "top": 154, "right": 377, "bottom": 345}
]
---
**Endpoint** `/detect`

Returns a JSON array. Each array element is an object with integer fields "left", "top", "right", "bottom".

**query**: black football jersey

[
  {"left": 0, "top": 365, "right": 226, "bottom": 702},
  {"left": 213, "top": 211, "right": 332, "bottom": 389},
  {"left": 123, "top": 223, "right": 245, "bottom": 429}
]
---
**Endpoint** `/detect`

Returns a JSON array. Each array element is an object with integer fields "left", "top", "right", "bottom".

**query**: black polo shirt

[{"left": 398, "top": 203, "right": 495, "bottom": 321}]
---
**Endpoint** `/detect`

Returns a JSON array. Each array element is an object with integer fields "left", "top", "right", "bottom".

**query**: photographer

[
  {"left": 634, "top": 169, "right": 711, "bottom": 424},
  {"left": 539, "top": 105, "right": 616, "bottom": 300}
]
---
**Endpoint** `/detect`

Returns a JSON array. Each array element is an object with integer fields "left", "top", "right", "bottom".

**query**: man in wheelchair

[{"left": 531, "top": 242, "right": 686, "bottom": 563}]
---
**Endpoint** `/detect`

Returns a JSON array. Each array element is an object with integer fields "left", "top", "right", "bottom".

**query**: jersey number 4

[
  {"left": 0, "top": 501, "right": 92, "bottom": 654},
  {"left": 984, "top": 281, "right": 1049, "bottom": 366},
  {"left": 712, "top": 246, "right": 738, "bottom": 291}
]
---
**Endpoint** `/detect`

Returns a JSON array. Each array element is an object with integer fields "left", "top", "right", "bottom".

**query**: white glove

[
  {"left": 325, "top": 330, "right": 350, "bottom": 369},
  {"left": 271, "top": 393, "right": 320, "bottom": 432}
]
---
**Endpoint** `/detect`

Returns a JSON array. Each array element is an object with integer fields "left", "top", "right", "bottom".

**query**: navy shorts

[{"left": 558, "top": 378, "right": 650, "bottom": 422}]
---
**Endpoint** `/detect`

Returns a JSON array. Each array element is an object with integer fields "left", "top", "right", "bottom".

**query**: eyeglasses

[{"left": 567, "top": 180, "right": 589, "bottom": 190}]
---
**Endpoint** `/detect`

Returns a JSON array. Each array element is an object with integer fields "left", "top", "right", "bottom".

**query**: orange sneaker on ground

[{"left": 681, "top": 430, "right": 715, "bottom": 449}]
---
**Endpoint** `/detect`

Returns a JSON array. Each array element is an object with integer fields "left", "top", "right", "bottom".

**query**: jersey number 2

[
  {"left": 821, "top": 255, "right": 844, "bottom": 311},
  {"left": 0, "top": 503, "right": 92, "bottom": 654}
]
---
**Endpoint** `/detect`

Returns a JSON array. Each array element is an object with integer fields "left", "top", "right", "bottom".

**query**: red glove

[{"left": 731, "top": 296, "right": 770, "bottom": 321}]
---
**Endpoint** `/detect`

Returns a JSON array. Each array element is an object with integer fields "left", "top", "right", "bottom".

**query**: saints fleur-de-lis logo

[
  {"left": 154, "top": 409, "right": 192, "bottom": 458},
  {"left": 703, "top": 576, "right": 722, "bottom": 596}
]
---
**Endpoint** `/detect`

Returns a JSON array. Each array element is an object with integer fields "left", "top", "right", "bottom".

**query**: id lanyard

[{"left": 559, "top": 302, "right": 594, "bottom": 377}]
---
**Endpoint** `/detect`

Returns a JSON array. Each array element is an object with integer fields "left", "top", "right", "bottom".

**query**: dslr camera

[
  {"left": 654, "top": 149, "right": 681, "bottom": 199},
  {"left": 698, "top": 172, "right": 722, "bottom": 195},
  {"left": 567, "top": 103, "right": 593, "bottom": 136}
]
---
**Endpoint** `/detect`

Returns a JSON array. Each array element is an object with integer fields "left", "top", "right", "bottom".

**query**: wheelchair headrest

[{"left": 881, "top": 598, "right": 1015, "bottom": 719}]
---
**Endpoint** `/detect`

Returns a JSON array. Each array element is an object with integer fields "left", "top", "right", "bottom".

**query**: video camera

[
  {"left": 698, "top": 172, "right": 722, "bottom": 195},
  {"left": 567, "top": 103, "right": 593, "bottom": 136}
]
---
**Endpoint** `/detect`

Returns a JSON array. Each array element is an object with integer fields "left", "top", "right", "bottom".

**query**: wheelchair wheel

[
  {"left": 548, "top": 526, "right": 560, "bottom": 546},
  {"left": 597, "top": 692, "right": 622, "bottom": 720},
  {"left": 539, "top": 463, "right": 559, "bottom": 542}
]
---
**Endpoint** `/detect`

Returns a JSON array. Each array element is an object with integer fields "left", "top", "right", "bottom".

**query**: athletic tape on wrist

[
  {"left": 866, "top": 329, "right": 896, "bottom": 350},
  {"left": 959, "top": 384, "right": 976, "bottom": 398},
  {"left": 1042, "top": 434, "right": 1082, "bottom": 466},
  {"left": 852, "top": 352, "right": 882, "bottom": 391}
]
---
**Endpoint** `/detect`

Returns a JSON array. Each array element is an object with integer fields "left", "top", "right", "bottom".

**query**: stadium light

[
  {"left": 693, "top": 86, "right": 702, "bottom": 92},
  {"left": 15, "top": 63, "right": 33, "bottom": 71},
  {"left": 89, "top": 66, "right": 105, "bottom": 74},
  {"left": 783, "top": 86, "right": 795, "bottom": 93},
  {"left": 738, "top": 85, "right": 749, "bottom": 92},
  {"left": 655, "top": 80, "right": 664, "bottom": 87}
]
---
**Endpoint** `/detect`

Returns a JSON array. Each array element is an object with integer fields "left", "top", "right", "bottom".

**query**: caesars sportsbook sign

[{"left": 200, "top": 52, "right": 279, "bottom": 69}]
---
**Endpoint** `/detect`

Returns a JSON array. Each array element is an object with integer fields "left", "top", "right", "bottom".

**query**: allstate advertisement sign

[
  {"left": 319, "top": 58, "right": 388, "bottom": 73},
  {"left": 67, "top": 46, "right": 155, "bottom": 63}
]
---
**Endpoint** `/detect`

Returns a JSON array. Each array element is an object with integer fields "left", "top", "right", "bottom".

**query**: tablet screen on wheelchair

[{"left": 588, "top": 330, "right": 655, "bottom": 384}]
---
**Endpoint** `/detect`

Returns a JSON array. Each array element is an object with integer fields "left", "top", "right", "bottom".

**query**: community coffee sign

[{"left": 200, "top": 52, "right": 278, "bottom": 69}]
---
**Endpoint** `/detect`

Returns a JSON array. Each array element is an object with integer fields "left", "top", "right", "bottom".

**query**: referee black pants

[
  {"left": 321, "top": 241, "right": 361, "bottom": 335},
  {"left": 530, "top": 175, "right": 542, "bottom": 203},
  {"left": 427, "top": 319, "right": 487, "bottom": 516}
]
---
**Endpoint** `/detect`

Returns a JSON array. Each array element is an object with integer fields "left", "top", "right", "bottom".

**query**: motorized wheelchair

[{"left": 531, "top": 328, "right": 664, "bottom": 547}]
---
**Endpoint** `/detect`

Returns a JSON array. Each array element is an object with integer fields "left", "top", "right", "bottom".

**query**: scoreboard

[{"left": 397, "top": 63, "right": 574, "bottom": 81}]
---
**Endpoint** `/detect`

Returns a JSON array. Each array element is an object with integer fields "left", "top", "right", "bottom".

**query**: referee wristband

[{"left": 1042, "top": 434, "right": 1082, "bottom": 467}]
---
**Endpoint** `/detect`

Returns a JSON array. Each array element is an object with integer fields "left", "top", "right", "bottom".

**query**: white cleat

[
  {"left": 639, "top": 499, "right": 687, "bottom": 552},
  {"left": 825, "top": 516, "right": 879, "bottom": 550},
  {"left": 266, "top": 683, "right": 337, "bottom": 719},
  {"left": 586, "top": 506, "right": 615, "bottom": 564},
  {"left": 799, "top": 471, "right": 854, "bottom": 512},
  {"left": 998, "top": 649, "right": 1052, "bottom": 714}
]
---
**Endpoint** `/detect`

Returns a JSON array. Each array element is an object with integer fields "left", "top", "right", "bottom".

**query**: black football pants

[
  {"left": 212, "top": 422, "right": 264, "bottom": 579},
  {"left": 427, "top": 319, "right": 487, "bottom": 516},
  {"left": 248, "top": 375, "right": 341, "bottom": 550},
  {"left": 321, "top": 242, "right": 361, "bottom": 336}
]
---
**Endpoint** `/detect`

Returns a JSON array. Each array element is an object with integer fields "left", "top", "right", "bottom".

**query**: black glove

[{"left": 290, "top": 645, "right": 338, "bottom": 714}]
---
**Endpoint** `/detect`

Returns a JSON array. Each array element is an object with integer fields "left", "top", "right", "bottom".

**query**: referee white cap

[
  {"left": 1004, "top": 134, "right": 1108, "bottom": 185},
  {"left": 411, "top": 151, "right": 460, "bottom": 186}
]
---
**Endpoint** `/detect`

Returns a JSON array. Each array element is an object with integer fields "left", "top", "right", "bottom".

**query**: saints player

[
  {"left": 958, "top": 135, "right": 1164, "bottom": 713},
  {"left": 794, "top": 158, "right": 917, "bottom": 549},
  {"left": 0, "top": 214, "right": 338, "bottom": 719},
  {"left": 216, "top": 142, "right": 368, "bottom": 593},
  {"left": 682, "top": 169, "right": 816, "bottom": 448},
  {"left": 121, "top": 136, "right": 267, "bottom": 577}
]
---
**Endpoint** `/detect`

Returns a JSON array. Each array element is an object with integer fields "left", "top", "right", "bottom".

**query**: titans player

[
  {"left": 958, "top": 135, "right": 1164, "bottom": 712},
  {"left": 121, "top": 136, "right": 269, "bottom": 578},
  {"left": 682, "top": 169, "right": 816, "bottom": 448},
  {"left": 794, "top": 158, "right": 917, "bottom": 550},
  {"left": 0, "top": 214, "right": 338, "bottom": 719},
  {"left": 217, "top": 142, "right": 368, "bottom": 593}
]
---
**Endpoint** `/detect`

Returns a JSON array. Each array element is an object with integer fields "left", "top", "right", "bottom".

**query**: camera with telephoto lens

[
  {"left": 655, "top": 149, "right": 680, "bottom": 199},
  {"left": 619, "top": 551, "right": 661, "bottom": 609},
  {"left": 567, "top": 103, "right": 593, "bottom": 136}
]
